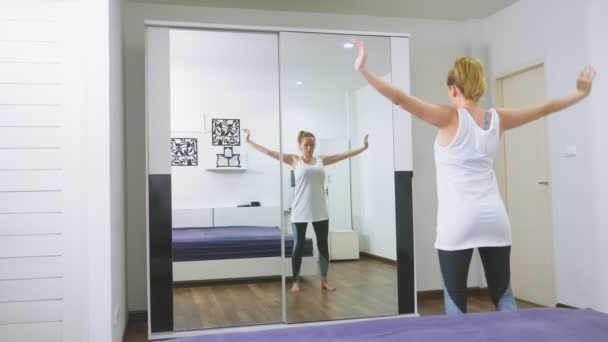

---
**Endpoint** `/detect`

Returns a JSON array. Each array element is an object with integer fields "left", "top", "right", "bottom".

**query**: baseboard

[
  {"left": 417, "top": 287, "right": 489, "bottom": 300},
  {"left": 360, "top": 252, "right": 397, "bottom": 266},
  {"left": 128, "top": 310, "right": 148, "bottom": 323},
  {"left": 173, "top": 276, "right": 281, "bottom": 287},
  {"left": 556, "top": 303, "right": 578, "bottom": 309}
]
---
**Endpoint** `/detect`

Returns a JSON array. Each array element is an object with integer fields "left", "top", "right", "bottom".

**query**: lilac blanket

[{"left": 171, "top": 308, "right": 608, "bottom": 342}]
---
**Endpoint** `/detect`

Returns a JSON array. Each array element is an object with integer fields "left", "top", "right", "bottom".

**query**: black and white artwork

[
  {"left": 171, "top": 138, "right": 198, "bottom": 166},
  {"left": 212, "top": 119, "right": 241, "bottom": 146},
  {"left": 211, "top": 118, "right": 242, "bottom": 168},
  {"left": 216, "top": 147, "right": 241, "bottom": 168}
]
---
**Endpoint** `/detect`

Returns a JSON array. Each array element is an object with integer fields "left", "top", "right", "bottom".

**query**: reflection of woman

[
  {"left": 352, "top": 39, "right": 596, "bottom": 314},
  {"left": 244, "top": 128, "right": 369, "bottom": 292}
]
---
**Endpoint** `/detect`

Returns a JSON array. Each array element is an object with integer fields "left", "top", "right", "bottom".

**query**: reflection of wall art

[
  {"left": 212, "top": 118, "right": 241, "bottom": 168},
  {"left": 216, "top": 147, "right": 241, "bottom": 168},
  {"left": 212, "top": 119, "right": 241, "bottom": 146},
  {"left": 171, "top": 138, "right": 198, "bottom": 166}
]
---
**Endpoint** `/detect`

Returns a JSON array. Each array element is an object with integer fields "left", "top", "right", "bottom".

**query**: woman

[
  {"left": 352, "top": 39, "right": 595, "bottom": 314},
  {"left": 243, "top": 128, "right": 369, "bottom": 292}
]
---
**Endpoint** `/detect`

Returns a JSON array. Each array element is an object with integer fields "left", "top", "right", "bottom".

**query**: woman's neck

[
  {"left": 301, "top": 154, "right": 314, "bottom": 162},
  {"left": 461, "top": 99, "right": 482, "bottom": 111}
]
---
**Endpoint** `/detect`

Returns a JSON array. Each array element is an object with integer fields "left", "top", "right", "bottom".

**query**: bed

[
  {"left": 173, "top": 226, "right": 313, "bottom": 261},
  {"left": 172, "top": 207, "right": 318, "bottom": 282},
  {"left": 171, "top": 308, "right": 608, "bottom": 342}
]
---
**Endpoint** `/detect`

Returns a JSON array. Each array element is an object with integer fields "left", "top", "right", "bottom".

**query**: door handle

[{"left": 538, "top": 181, "right": 549, "bottom": 185}]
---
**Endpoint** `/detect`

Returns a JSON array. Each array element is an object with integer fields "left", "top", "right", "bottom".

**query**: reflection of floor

[
  {"left": 172, "top": 255, "right": 398, "bottom": 331},
  {"left": 286, "top": 256, "right": 398, "bottom": 323},
  {"left": 173, "top": 279, "right": 282, "bottom": 331}
]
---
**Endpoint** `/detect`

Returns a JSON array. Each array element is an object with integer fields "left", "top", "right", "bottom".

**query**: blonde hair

[
  {"left": 297, "top": 130, "right": 315, "bottom": 145},
  {"left": 447, "top": 57, "right": 486, "bottom": 101}
]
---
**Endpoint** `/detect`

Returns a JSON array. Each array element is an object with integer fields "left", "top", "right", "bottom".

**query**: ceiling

[{"left": 129, "top": 0, "right": 518, "bottom": 21}]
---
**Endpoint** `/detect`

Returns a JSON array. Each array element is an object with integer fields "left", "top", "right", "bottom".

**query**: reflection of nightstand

[
  {"left": 282, "top": 209, "right": 292, "bottom": 230},
  {"left": 329, "top": 231, "right": 359, "bottom": 260}
]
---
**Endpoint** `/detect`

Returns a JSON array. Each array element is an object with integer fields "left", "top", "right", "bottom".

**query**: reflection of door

[
  {"left": 318, "top": 138, "right": 352, "bottom": 231},
  {"left": 495, "top": 65, "right": 556, "bottom": 307}
]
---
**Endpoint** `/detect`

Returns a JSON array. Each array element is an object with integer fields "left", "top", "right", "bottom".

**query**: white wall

[
  {"left": 350, "top": 78, "right": 397, "bottom": 260},
  {"left": 479, "top": 0, "right": 606, "bottom": 312},
  {"left": 86, "top": 0, "right": 113, "bottom": 338},
  {"left": 169, "top": 30, "right": 281, "bottom": 210},
  {"left": 587, "top": 0, "right": 608, "bottom": 313},
  {"left": 124, "top": 2, "right": 471, "bottom": 310},
  {"left": 88, "top": 0, "right": 127, "bottom": 340},
  {"left": 281, "top": 89, "right": 349, "bottom": 151},
  {"left": 110, "top": 0, "right": 128, "bottom": 341}
]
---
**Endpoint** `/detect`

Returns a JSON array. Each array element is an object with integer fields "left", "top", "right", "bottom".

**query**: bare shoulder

[
  {"left": 288, "top": 154, "right": 300, "bottom": 168},
  {"left": 441, "top": 105, "right": 459, "bottom": 124},
  {"left": 492, "top": 107, "right": 509, "bottom": 122},
  {"left": 442, "top": 106, "right": 459, "bottom": 126}
]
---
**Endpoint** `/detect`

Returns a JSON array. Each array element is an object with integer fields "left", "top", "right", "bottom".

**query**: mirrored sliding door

[
  {"left": 278, "top": 32, "right": 399, "bottom": 323},
  {"left": 146, "top": 23, "right": 415, "bottom": 337}
]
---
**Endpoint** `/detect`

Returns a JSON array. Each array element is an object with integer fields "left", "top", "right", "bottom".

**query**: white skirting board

[{"left": 173, "top": 256, "right": 318, "bottom": 282}]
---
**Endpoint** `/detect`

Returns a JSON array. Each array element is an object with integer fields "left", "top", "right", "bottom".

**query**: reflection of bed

[
  {"left": 173, "top": 226, "right": 313, "bottom": 261},
  {"left": 171, "top": 308, "right": 608, "bottom": 341},
  {"left": 172, "top": 207, "right": 317, "bottom": 282}
]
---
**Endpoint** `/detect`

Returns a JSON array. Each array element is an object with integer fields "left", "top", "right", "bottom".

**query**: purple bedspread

[
  {"left": 170, "top": 308, "right": 608, "bottom": 342},
  {"left": 172, "top": 226, "right": 313, "bottom": 262}
]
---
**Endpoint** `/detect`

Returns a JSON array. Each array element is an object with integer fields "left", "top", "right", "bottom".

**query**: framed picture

[
  {"left": 212, "top": 119, "right": 241, "bottom": 146},
  {"left": 171, "top": 138, "right": 198, "bottom": 166}
]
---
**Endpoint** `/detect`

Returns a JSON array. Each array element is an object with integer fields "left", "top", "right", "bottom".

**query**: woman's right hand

[
  {"left": 352, "top": 38, "right": 367, "bottom": 72},
  {"left": 242, "top": 128, "right": 251, "bottom": 143}
]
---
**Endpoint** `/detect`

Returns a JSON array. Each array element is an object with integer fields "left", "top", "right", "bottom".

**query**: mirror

[
  {"left": 147, "top": 24, "right": 413, "bottom": 334},
  {"left": 168, "top": 28, "right": 283, "bottom": 330},
  {"left": 279, "top": 32, "right": 399, "bottom": 323}
]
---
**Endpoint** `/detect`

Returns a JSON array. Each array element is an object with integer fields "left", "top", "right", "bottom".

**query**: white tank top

[
  {"left": 433, "top": 108, "right": 511, "bottom": 250},
  {"left": 290, "top": 156, "right": 329, "bottom": 223}
]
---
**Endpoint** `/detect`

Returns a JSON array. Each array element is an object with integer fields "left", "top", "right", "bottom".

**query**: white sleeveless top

[
  {"left": 433, "top": 108, "right": 511, "bottom": 250},
  {"left": 290, "top": 156, "right": 329, "bottom": 223}
]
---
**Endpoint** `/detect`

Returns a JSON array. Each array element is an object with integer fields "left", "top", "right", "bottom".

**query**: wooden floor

[
  {"left": 123, "top": 256, "right": 542, "bottom": 341},
  {"left": 416, "top": 290, "right": 541, "bottom": 316}
]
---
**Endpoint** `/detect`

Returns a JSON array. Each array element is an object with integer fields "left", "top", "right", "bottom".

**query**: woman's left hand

[
  {"left": 353, "top": 39, "right": 368, "bottom": 72},
  {"left": 577, "top": 65, "right": 596, "bottom": 97},
  {"left": 363, "top": 134, "right": 369, "bottom": 149}
]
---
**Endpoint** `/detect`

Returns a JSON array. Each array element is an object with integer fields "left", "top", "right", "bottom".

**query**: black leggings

[
  {"left": 291, "top": 220, "right": 329, "bottom": 282},
  {"left": 438, "top": 246, "right": 517, "bottom": 314}
]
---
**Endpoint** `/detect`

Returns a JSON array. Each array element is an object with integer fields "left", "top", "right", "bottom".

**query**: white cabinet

[{"left": 329, "top": 231, "right": 360, "bottom": 260}]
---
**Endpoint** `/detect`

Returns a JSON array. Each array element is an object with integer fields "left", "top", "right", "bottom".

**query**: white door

[
  {"left": 318, "top": 138, "right": 352, "bottom": 232},
  {"left": 497, "top": 65, "right": 556, "bottom": 307}
]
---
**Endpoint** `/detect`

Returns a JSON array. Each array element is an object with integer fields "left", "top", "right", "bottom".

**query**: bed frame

[{"left": 172, "top": 206, "right": 317, "bottom": 282}]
